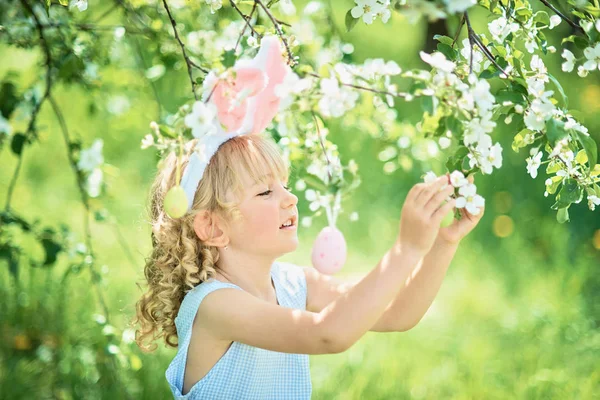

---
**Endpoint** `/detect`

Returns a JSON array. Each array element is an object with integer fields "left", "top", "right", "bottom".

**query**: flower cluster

[{"left": 424, "top": 170, "right": 485, "bottom": 216}]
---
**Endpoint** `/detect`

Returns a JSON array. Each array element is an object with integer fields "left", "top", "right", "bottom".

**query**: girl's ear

[{"left": 193, "top": 210, "right": 229, "bottom": 248}]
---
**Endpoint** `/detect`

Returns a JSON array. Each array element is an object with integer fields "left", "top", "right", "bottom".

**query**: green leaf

[
  {"left": 222, "top": 49, "right": 236, "bottom": 68},
  {"left": 11, "top": 133, "right": 27, "bottom": 156},
  {"left": 495, "top": 89, "right": 526, "bottom": 105},
  {"left": 575, "top": 149, "right": 588, "bottom": 165},
  {"left": 545, "top": 119, "right": 568, "bottom": 146},
  {"left": 546, "top": 159, "right": 562, "bottom": 174},
  {"left": 533, "top": 10, "right": 550, "bottom": 26},
  {"left": 574, "top": 131, "right": 597, "bottom": 168},
  {"left": 556, "top": 207, "right": 569, "bottom": 223},
  {"left": 437, "top": 43, "right": 458, "bottom": 61},
  {"left": 557, "top": 178, "right": 583, "bottom": 204},
  {"left": 345, "top": 9, "right": 359, "bottom": 32},
  {"left": 158, "top": 124, "right": 177, "bottom": 138},
  {"left": 445, "top": 115, "right": 461, "bottom": 136},
  {"left": 433, "top": 35, "right": 455, "bottom": 46},
  {"left": 547, "top": 73, "right": 568, "bottom": 108},
  {"left": 511, "top": 129, "right": 533, "bottom": 152},
  {"left": 421, "top": 96, "right": 434, "bottom": 115},
  {"left": 545, "top": 176, "right": 562, "bottom": 195}
]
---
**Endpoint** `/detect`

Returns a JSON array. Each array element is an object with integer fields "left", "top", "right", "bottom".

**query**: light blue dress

[{"left": 165, "top": 261, "right": 312, "bottom": 399}]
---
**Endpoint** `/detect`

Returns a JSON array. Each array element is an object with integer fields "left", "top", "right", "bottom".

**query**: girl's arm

[
  {"left": 198, "top": 244, "right": 421, "bottom": 355},
  {"left": 198, "top": 177, "right": 455, "bottom": 354},
  {"left": 303, "top": 236, "right": 458, "bottom": 333}
]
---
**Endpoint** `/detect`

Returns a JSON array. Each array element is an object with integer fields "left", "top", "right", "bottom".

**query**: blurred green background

[{"left": 1, "top": 1, "right": 599, "bottom": 399}]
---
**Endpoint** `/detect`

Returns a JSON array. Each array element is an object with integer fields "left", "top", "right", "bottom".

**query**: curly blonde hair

[{"left": 132, "top": 134, "right": 290, "bottom": 352}]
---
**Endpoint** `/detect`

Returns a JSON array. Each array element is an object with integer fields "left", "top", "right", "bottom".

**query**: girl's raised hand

[
  {"left": 437, "top": 174, "right": 485, "bottom": 244},
  {"left": 396, "top": 175, "right": 457, "bottom": 258}
]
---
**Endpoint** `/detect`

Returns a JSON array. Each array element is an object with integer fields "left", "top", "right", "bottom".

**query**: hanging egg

[
  {"left": 164, "top": 185, "right": 188, "bottom": 219},
  {"left": 311, "top": 226, "right": 347, "bottom": 275}
]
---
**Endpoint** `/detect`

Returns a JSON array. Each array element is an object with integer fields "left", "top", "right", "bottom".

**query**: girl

[{"left": 133, "top": 133, "right": 484, "bottom": 399}]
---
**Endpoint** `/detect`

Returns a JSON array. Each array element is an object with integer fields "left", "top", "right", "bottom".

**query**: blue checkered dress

[{"left": 165, "top": 261, "right": 312, "bottom": 399}]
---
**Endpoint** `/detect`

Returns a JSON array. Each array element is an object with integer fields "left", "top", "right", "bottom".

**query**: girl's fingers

[
  {"left": 432, "top": 198, "right": 456, "bottom": 222},
  {"left": 425, "top": 184, "right": 454, "bottom": 216},
  {"left": 416, "top": 176, "right": 448, "bottom": 204}
]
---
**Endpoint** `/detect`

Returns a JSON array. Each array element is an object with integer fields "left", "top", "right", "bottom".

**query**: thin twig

[
  {"left": 451, "top": 14, "right": 465, "bottom": 48},
  {"left": 538, "top": 0, "right": 584, "bottom": 32},
  {"left": 234, "top": 0, "right": 258, "bottom": 53},
  {"left": 49, "top": 95, "right": 111, "bottom": 321},
  {"left": 161, "top": 0, "right": 207, "bottom": 101},
  {"left": 229, "top": 0, "right": 262, "bottom": 39},
  {"left": 464, "top": 12, "right": 509, "bottom": 78},
  {"left": 307, "top": 72, "right": 407, "bottom": 99},
  {"left": 254, "top": 0, "right": 295, "bottom": 66},
  {"left": 311, "top": 112, "right": 333, "bottom": 184},
  {"left": 7, "top": 0, "right": 53, "bottom": 211}
]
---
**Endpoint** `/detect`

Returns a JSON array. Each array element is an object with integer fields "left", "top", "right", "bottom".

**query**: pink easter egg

[{"left": 311, "top": 226, "right": 347, "bottom": 275}]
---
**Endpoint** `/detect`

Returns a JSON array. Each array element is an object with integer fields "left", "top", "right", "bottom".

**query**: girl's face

[{"left": 227, "top": 171, "right": 299, "bottom": 256}]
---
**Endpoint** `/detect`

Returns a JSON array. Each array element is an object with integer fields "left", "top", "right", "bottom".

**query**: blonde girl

[{"left": 133, "top": 133, "right": 483, "bottom": 399}]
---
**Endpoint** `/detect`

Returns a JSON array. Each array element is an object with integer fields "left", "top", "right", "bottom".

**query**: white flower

[
  {"left": 588, "top": 195, "right": 600, "bottom": 211},
  {"left": 450, "top": 170, "right": 468, "bottom": 187},
  {"left": 561, "top": 49, "right": 576, "bottom": 72},
  {"left": 420, "top": 51, "right": 456, "bottom": 73},
  {"left": 301, "top": 216, "right": 313, "bottom": 227},
  {"left": 439, "top": 137, "right": 452, "bottom": 149},
  {"left": 205, "top": 0, "right": 222, "bottom": 14},
  {"left": 350, "top": 211, "right": 359, "bottom": 221},
  {"left": 583, "top": 43, "right": 600, "bottom": 71},
  {"left": 524, "top": 98, "right": 555, "bottom": 131},
  {"left": 455, "top": 183, "right": 485, "bottom": 215},
  {"left": 85, "top": 168, "right": 103, "bottom": 198},
  {"left": 525, "top": 37, "right": 538, "bottom": 53},
  {"left": 549, "top": 15, "right": 562, "bottom": 29},
  {"left": 275, "top": 72, "right": 312, "bottom": 111},
  {"left": 351, "top": 0, "right": 383, "bottom": 24},
  {"left": 247, "top": 36, "right": 259, "bottom": 48},
  {"left": 444, "top": 0, "right": 476, "bottom": 14},
  {"left": 78, "top": 139, "right": 104, "bottom": 173},
  {"left": 318, "top": 78, "right": 359, "bottom": 118},
  {"left": 460, "top": 38, "right": 489, "bottom": 73},
  {"left": 471, "top": 79, "right": 495, "bottom": 112},
  {"left": 377, "top": 1, "right": 392, "bottom": 23},
  {"left": 530, "top": 55, "right": 548, "bottom": 80},
  {"left": 488, "top": 17, "right": 519, "bottom": 43},
  {"left": 184, "top": 101, "right": 218, "bottom": 138},
  {"left": 464, "top": 117, "right": 496, "bottom": 146},
  {"left": 0, "top": 113, "right": 12, "bottom": 136},
  {"left": 69, "top": 0, "right": 88, "bottom": 12},
  {"left": 577, "top": 65, "right": 589, "bottom": 77},
  {"left": 526, "top": 149, "right": 543, "bottom": 178},
  {"left": 485, "top": 142, "right": 503, "bottom": 171},
  {"left": 140, "top": 134, "right": 154, "bottom": 149},
  {"left": 424, "top": 171, "right": 438, "bottom": 183}
]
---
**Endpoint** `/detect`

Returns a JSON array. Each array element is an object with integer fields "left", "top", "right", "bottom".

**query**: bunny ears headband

[{"left": 180, "top": 35, "right": 291, "bottom": 213}]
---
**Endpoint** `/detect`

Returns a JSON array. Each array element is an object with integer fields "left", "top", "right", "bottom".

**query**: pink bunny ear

[
  {"left": 235, "top": 35, "right": 291, "bottom": 135},
  {"left": 208, "top": 36, "right": 291, "bottom": 135},
  {"left": 247, "top": 36, "right": 290, "bottom": 134},
  {"left": 211, "top": 67, "right": 266, "bottom": 132}
]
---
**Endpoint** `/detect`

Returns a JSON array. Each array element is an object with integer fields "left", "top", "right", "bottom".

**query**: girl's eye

[{"left": 258, "top": 186, "right": 292, "bottom": 196}]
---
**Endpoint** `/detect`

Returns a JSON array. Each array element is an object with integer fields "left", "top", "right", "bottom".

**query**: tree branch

[
  {"left": 464, "top": 12, "right": 509, "bottom": 78},
  {"left": 538, "top": 0, "right": 584, "bottom": 32},
  {"left": 254, "top": 0, "right": 295, "bottom": 66},
  {"left": 161, "top": 0, "right": 207, "bottom": 101},
  {"left": 229, "top": 0, "right": 262, "bottom": 39}
]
